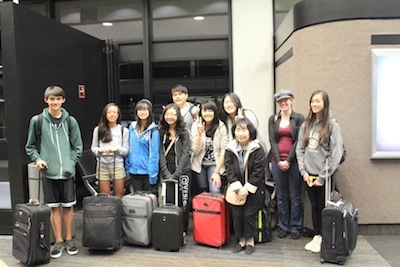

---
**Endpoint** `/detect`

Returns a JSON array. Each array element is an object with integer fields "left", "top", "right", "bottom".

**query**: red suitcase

[{"left": 192, "top": 192, "right": 230, "bottom": 247}]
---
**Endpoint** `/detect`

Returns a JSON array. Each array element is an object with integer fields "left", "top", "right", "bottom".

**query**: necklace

[{"left": 281, "top": 111, "right": 291, "bottom": 120}]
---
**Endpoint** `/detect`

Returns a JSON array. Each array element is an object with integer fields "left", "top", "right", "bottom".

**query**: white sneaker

[
  {"left": 310, "top": 235, "right": 322, "bottom": 253},
  {"left": 305, "top": 235, "right": 320, "bottom": 251}
]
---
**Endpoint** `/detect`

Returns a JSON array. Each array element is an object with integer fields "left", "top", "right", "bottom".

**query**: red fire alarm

[{"left": 78, "top": 85, "right": 86, "bottom": 99}]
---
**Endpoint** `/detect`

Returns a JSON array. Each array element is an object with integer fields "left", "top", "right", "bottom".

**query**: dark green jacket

[{"left": 25, "top": 107, "right": 83, "bottom": 179}]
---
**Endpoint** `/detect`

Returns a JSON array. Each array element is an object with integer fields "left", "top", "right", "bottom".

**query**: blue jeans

[
  {"left": 272, "top": 161, "right": 303, "bottom": 233},
  {"left": 196, "top": 164, "right": 221, "bottom": 193}
]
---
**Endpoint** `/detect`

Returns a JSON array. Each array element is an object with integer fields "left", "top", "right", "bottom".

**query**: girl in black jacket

[
  {"left": 159, "top": 103, "right": 192, "bottom": 236},
  {"left": 225, "top": 118, "right": 266, "bottom": 255}
]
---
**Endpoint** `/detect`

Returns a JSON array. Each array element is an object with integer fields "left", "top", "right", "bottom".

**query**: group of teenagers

[{"left": 25, "top": 84, "right": 344, "bottom": 259}]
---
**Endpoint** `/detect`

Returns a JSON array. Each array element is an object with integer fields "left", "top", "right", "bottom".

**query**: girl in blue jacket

[{"left": 125, "top": 99, "right": 160, "bottom": 195}]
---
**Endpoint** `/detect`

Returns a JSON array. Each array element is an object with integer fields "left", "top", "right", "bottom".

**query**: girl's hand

[
  {"left": 303, "top": 173, "right": 310, "bottom": 183},
  {"left": 98, "top": 147, "right": 106, "bottom": 154},
  {"left": 278, "top": 160, "right": 290, "bottom": 171},
  {"left": 313, "top": 179, "right": 323, "bottom": 187},
  {"left": 235, "top": 188, "right": 248, "bottom": 202},
  {"left": 191, "top": 105, "right": 200, "bottom": 119},
  {"left": 238, "top": 187, "right": 249, "bottom": 197},
  {"left": 197, "top": 117, "right": 204, "bottom": 135},
  {"left": 234, "top": 108, "right": 244, "bottom": 121},
  {"left": 210, "top": 173, "right": 221, "bottom": 187},
  {"left": 107, "top": 147, "right": 116, "bottom": 154}
]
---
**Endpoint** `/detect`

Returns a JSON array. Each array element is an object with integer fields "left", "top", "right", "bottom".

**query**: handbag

[{"left": 225, "top": 164, "right": 248, "bottom": 206}]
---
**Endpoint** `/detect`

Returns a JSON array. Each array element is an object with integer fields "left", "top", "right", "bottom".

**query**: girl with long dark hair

[{"left": 91, "top": 103, "right": 129, "bottom": 197}]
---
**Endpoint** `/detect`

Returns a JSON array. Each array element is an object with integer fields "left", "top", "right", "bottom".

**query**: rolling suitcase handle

[
  {"left": 93, "top": 153, "right": 116, "bottom": 197},
  {"left": 324, "top": 159, "right": 341, "bottom": 207},
  {"left": 28, "top": 168, "right": 46, "bottom": 206},
  {"left": 324, "top": 159, "right": 331, "bottom": 207},
  {"left": 162, "top": 179, "right": 179, "bottom": 206}
]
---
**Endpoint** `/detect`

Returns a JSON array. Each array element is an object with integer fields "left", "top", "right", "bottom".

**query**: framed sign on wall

[{"left": 371, "top": 48, "right": 400, "bottom": 159}]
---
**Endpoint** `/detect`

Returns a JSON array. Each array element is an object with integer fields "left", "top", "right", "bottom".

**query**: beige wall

[{"left": 275, "top": 19, "right": 400, "bottom": 224}]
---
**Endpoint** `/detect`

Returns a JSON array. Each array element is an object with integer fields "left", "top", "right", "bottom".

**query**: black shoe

[
  {"left": 245, "top": 245, "right": 255, "bottom": 255},
  {"left": 278, "top": 228, "right": 288, "bottom": 238},
  {"left": 232, "top": 244, "right": 245, "bottom": 253},
  {"left": 291, "top": 232, "right": 301, "bottom": 239}
]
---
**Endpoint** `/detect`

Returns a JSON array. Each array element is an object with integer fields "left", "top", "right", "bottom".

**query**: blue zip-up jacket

[
  {"left": 125, "top": 121, "right": 160, "bottom": 185},
  {"left": 25, "top": 107, "right": 83, "bottom": 180}
]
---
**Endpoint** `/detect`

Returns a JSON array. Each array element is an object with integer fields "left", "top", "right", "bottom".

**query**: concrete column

[{"left": 231, "top": 0, "right": 274, "bottom": 148}]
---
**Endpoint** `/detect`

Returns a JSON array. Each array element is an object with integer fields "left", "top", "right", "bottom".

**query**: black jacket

[
  {"left": 225, "top": 139, "right": 266, "bottom": 215},
  {"left": 268, "top": 111, "right": 305, "bottom": 163},
  {"left": 159, "top": 128, "right": 192, "bottom": 180}
]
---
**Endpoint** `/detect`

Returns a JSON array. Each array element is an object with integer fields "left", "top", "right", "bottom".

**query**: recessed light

[
  {"left": 194, "top": 16, "right": 204, "bottom": 21},
  {"left": 102, "top": 22, "right": 113, "bottom": 26}
]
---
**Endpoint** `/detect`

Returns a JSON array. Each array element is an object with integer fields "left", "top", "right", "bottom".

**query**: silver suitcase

[{"left": 121, "top": 192, "right": 157, "bottom": 246}]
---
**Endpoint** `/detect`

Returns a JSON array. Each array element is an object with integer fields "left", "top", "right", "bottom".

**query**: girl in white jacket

[{"left": 191, "top": 100, "right": 229, "bottom": 194}]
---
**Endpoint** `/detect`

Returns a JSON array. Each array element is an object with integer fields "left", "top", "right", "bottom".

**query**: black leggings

[
  {"left": 305, "top": 184, "right": 325, "bottom": 235},
  {"left": 166, "top": 164, "right": 191, "bottom": 233}
]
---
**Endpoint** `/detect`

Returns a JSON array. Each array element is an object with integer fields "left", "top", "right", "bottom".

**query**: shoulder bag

[{"left": 225, "top": 164, "right": 248, "bottom": 206}]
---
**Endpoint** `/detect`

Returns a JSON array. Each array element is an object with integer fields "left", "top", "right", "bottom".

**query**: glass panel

[
  {"left": 152, "top": 0, "right": 229, "bottom": 40},
  {"left": 119, "top": 62, "right": 144, "bottom": 123},
  {"left": 55, "top": 0, "right": 143, "bottom": 44},
  {"left": 152, "top": 59, "right": 229, "bottom": 119}
]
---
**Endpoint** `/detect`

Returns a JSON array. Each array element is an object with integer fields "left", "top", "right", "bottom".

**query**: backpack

[{"left": 35, "top": 113, "right": 74, "bottom": 152}]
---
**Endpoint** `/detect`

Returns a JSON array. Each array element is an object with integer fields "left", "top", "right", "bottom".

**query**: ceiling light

[
  {"left": 194, "top": 16, "right": 204, "bottom": 21},
  {"left": 102, "top": 22, "right": 113, "bottom": 27}
]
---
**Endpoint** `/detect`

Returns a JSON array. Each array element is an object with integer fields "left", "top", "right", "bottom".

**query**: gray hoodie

[{"left": 296, "top": 118, "right": 344, "bottom": 185}]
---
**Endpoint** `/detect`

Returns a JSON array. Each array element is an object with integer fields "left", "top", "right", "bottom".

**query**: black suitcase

[
  {"left": 82, "top": 195, "right": 122, "bottom": 251},
  {"left": 320, "top": 165, "right": 359, "bottom": 265},
  {"left": 12, "top": 202, "right": 51, "bottom": 266},
  {"left": 152, "top": 204, "right": 183, "bottom": 251}
]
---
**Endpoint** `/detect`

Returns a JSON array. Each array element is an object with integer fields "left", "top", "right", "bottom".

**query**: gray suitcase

[{"left": 121, "top": 192, "right": 157, "bottom": 246}]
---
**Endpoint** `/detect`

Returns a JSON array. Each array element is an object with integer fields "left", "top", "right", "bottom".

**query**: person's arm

[
  {"left": 25, "top": 115, "right": 47, "bottom": 170},
  {"left": 191, "top": 120, "right": 204, "bottom": 155},
  {"left": 268, "top": 115, "right": 281, "bottom": 162},
  {"left": 117, "top": 126, "right": 130, "bottom": 157},
  {"left": 243, "top": 109, "right": 259, "bottom": 129},
  {"left": 244, "top": 147, "right": 265, "bottom": 194},
  {"left": 125, "top": 125, "right": 132, "bottom": 169},
  {"left": 172, "top": 130, "right": 191, "bottom": 180},
  {"left": 159, "top": 133, "right": 173, "bottom": 180},
  {"left": 317, "top": 121, "right": 344, "bottom": 184},
  {"left": 296, "top": 123, "right": 308, "bottom": 179},
  {"left": 90, "top": 126, "right": 100, "bottom": 156},
  {"left": 148, "top": 129, "right": 160, "bottom": 185},
  {"left": 224, "top": 149, "right": 242, "bottom": 190},
  {"left": 70, "top": 117, "right": 83, "bottom": 162},
  {"left": 210, "top": 124, "right": 229, "bottom": 187},
  {"left": 286, "top": 112, "right": 305, "bottom": 163}
]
